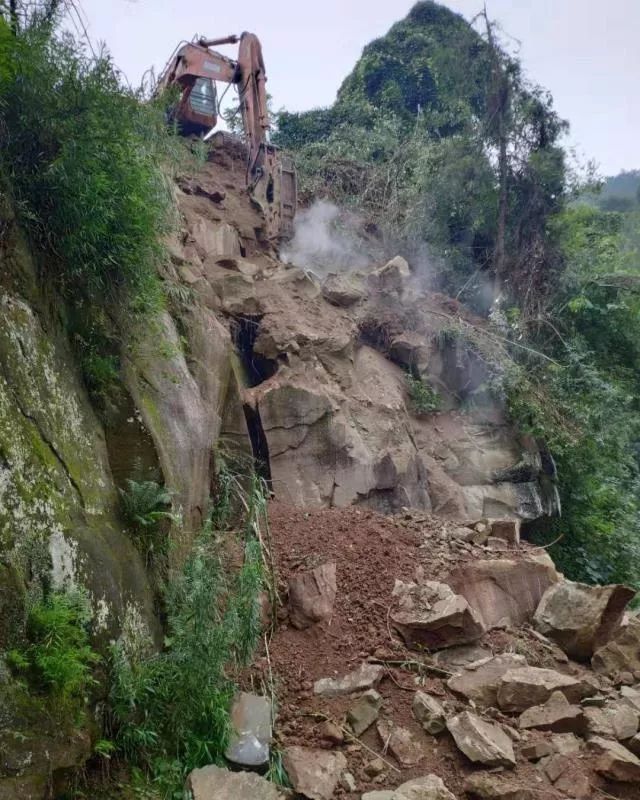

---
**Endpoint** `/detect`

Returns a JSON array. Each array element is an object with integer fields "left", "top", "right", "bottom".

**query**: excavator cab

[{"left": 155, "top": 32, "right": 297, "bottom": 240}]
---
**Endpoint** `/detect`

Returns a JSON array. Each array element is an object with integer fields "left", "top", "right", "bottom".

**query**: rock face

[
  {"left": 187, "top": 765, "right": 285, "bottom": 800},
  {"left": 447, "top": 654, "right": 527, "bottom": 708},
  {"left": 533, "top": 581, "right": 634, "bottom": 660},
  {"left": 288, "top": 562, "right": 337, "bottom": 629},
  {"left": 313, "top": 662, "right": 384, "bottom": 697},
  {"left": 446, "top": 711, "right": 516, "bottom": 767},
  {"left": 224, "top": 692, "right": 272, "bottom": 767},
  {"left": 496, "top": 667, "right": 594, "bottom": 712},
  {"left": 282, "top": 746, "right": 346, "bottom": 800},
  {"left": 390, "top": 579, "right": 485, "bottom": 650},
  {"left": 446, "top": 559, "right": 559, "bottom": 630}
]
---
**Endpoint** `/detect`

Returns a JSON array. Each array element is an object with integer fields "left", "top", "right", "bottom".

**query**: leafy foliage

[
  {"left": 8, "top": 590, "right": 100, "bottom": 707},
  {"left": 406, "top": 374, "right": 441, "bottom": 414},
  {"left": 110, "top": 480, "right": 266, "bottom": 797},
  {"left": 0, "top": 23, "right": 174, "bottom": 310}
]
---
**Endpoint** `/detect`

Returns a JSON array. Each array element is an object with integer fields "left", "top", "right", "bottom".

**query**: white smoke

[{"left": 281, "top": 200, "right": 374, "bottom": 275}]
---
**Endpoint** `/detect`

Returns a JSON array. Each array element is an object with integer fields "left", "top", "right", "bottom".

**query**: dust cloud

[{"left": 281, "top": 200, "right": 373, "bottom": 275}]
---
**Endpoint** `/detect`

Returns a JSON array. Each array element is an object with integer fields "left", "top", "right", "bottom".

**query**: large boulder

[
  {"left": 282, "top": 746, "right": 346, "bottom": 800},
  {"left": 446, "top": 559, "right": 558, "bottom": 630},
  {"left": 496, "top": 667, "right": 594, "bottom": 712},
  {"left": 390, "top": 579, "right": 485, "bottom": 650},
  {"left": 447, "top": 654, "right": 528, "bottom": 709},
  {"left": 321, "top": 273, "right": 365, "bottom": 307},
  {"left": 288, "top": 562, "right": 337, "bottom": 629},
  {"left": 187, "top": 765, "right": 285, "bottom": 800},
  {"left": 584, "top": 703, "right": 639, "bottom": 741},
  {"left": 592, "top": 615, "right": 640, "bottom": 677},
  {"left": 368, "top": 255, "right": 411, "bottom": 294},
  {"left": 533, "top": 580, "right": 634, "bottom": 660},
  {"left": 446, "top": 711, "right": 515, "bottom": 768}
]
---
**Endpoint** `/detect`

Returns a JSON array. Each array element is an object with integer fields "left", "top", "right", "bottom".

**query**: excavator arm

[{"left": 155, "top": 31, "right": 296, "bottom": 240}]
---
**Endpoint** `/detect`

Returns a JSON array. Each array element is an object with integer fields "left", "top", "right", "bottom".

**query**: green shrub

[
  {"left": 8, "top": 590, "right": 100, "bottom": 706},
  {"left": 110, "top": 481, "right": 266, "bottom": 796},
  {"left": 0, "top": 23, "right": 176, "bottom": 312},
  {"left": 406, "top": 374, "right": 441, "bottom": 414}
]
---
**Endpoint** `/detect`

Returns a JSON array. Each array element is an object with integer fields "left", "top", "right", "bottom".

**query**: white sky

[{"left": 73, "top": 0, "right": 639, "bottom": 176}]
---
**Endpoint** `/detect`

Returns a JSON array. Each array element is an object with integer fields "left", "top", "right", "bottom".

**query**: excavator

[{"left": 155, "top": 32, "right": 297, "bottom": 240}]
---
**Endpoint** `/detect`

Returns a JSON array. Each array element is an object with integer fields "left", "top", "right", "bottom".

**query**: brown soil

[{"left": 248, "top": 502, "right": 640, "bottom": 800}]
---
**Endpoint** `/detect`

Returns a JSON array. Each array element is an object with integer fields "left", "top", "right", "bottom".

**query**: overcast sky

[{"left": 74, "top": 0, "right": 638, "bottom": 176}]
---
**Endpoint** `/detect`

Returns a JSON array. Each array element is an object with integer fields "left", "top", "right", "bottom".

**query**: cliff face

[{"left": 156, "top": 142, "right": 558, "bottom": 524}]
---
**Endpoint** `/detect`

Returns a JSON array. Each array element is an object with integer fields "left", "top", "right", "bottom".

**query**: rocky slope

[{"left": 208, "top": 503, "right": 640, "bottom": 800}]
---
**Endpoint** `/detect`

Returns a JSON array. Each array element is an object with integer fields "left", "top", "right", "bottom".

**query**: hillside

[{"left": 1, "top": 2, "right": 640, "bottom": 800}]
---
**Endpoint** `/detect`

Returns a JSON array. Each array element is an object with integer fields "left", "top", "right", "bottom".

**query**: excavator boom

[{"left": 155, "top": 31, "right": 296, "bottom": 240}]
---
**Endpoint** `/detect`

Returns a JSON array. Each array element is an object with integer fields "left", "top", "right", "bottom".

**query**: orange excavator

[{"left": 155, "top": 32, "right": 296, "bottom": 240}]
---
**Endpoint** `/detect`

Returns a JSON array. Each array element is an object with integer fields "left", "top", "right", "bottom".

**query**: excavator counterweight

[{"left": 155, "top": 31, "right": 296, "bottom": 240}]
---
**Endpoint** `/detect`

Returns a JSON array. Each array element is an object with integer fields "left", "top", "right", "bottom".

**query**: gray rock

[
  {"left": 520, "top": 740, "right": 553, "bottom": 761},
  {"left": 288, "top": 562, "right": 337, "bottom": 630},
  {"left": 347, "top": 689, "right": 382, "bottom": 736},
  {"left": 412, "top": 691, "right": 446, "bottom": 735},
  {"left": 314, "top": 662, "right": 384, "bottom": 697},
  {"left": 340, "top": 771, "right": 357, "bottom": 792},
  {"left": 447, "top": 654, "right": 527, "bottom": 709},
  {"left": 390, "top": 579, "right": 485, "bottom": 650},
  {"left": 550, "top": 733, "right": 582, "bottom": 754},
  {"left": 321, "top": 273, "right": 365, "bottom": 307},
  {"left": 584, "top": 703, "right": 639, "bottom": 741},
  {"left": 590, "top": 735, "right": 640, "bottom": 782},
  {"left": 432, "top": 643, "right": 493, "bottom": 669},
  {"left": 463, "top": 772, "right": 536, "bottom": 799},
  {"left": 282, "top": 746, "right": 346, "bottom": 800},
  {"left": 224, "top": 692, "right": 272, "bottom": 767},
  {"left": 496, "top": 667, "right": 594, "bottom": 712},
  {"left": 392, "top": 775, "right": 456, "bottom": 800},
  {"left": 534, "top": 581, "right": 635, "bottom": 660},
  {"left": 377, "top": 719, "right": 425, "bottom": 766},
  {"left": 488, "top": 519, "right": 521, "bottom": 545},
  {"left": 518, "top": 690, "right": 585, "bottom": 734},
  {"left": 187, "top": 765, "right": 285, "bottom": 800},
  {"left": 446, "top": 711, "right": 516, "bottom": 768}
]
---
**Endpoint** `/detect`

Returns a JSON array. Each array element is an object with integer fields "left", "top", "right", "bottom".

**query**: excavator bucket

[{"left": 248, "top": 144, "right": 297, "bottom": 241}]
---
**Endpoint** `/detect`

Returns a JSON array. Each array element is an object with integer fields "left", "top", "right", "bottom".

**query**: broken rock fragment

[
  {"left": 590, "top": 735, "right": 640, "bottom": 782},
  {"left": 390, "top": 579, "right": 485, "bottom": 650},
  {"left": 518, "top": 690, "right": 585, "bottom": 734},
  {"left": 321, "top": 273, "right": 365, "bottom": 307},
  {"left": 496, "top": 666, "right": 594, "bottom": 712},
  {"left": 282, "top": 746, "right": 346, "bottom": 800},
  {"left": 347, "top": 689, "right": 382, "bottom": 736},
  {"left": 592, "top": 615, "right": 640, "bottom": 677},
  {"left": 446, "top": 710, "right": 515, "bottom": 768},
  {"left": 377, "top": 719, "right": 425, "bottom": 766},
  {"left": 288, "top": 562, "right": 337, "bottom": 629},
  {"left": 187, "top": 765, "right": 285, "bottom": 800},
  {"left": 391, "top": 775, "right": 456, "bottom": 800},
  {"left": 224, "top": 692, "right": 272, "bottom": 767},
  {"left": 447, "top": 654, "right": 527, "bottom": 709},
  {"left": 584, "top": 703, "right": 639, "bottom": 741},
  {"left": 463, "top": 772, "right": 536, "bottom": 800},
  {"left": 412, "top": 690, "right": 446, "bottom": 735},
  {"left": 314, "top": 662, "right": 384, "bottom": 697},
  {"left": 534, "top": 580, "right": 634, "bottom": 660}
]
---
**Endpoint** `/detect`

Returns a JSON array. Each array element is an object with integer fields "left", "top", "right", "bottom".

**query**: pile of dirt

[{"left": 242, "top": 503, "right": 640, "bottom": 800}]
